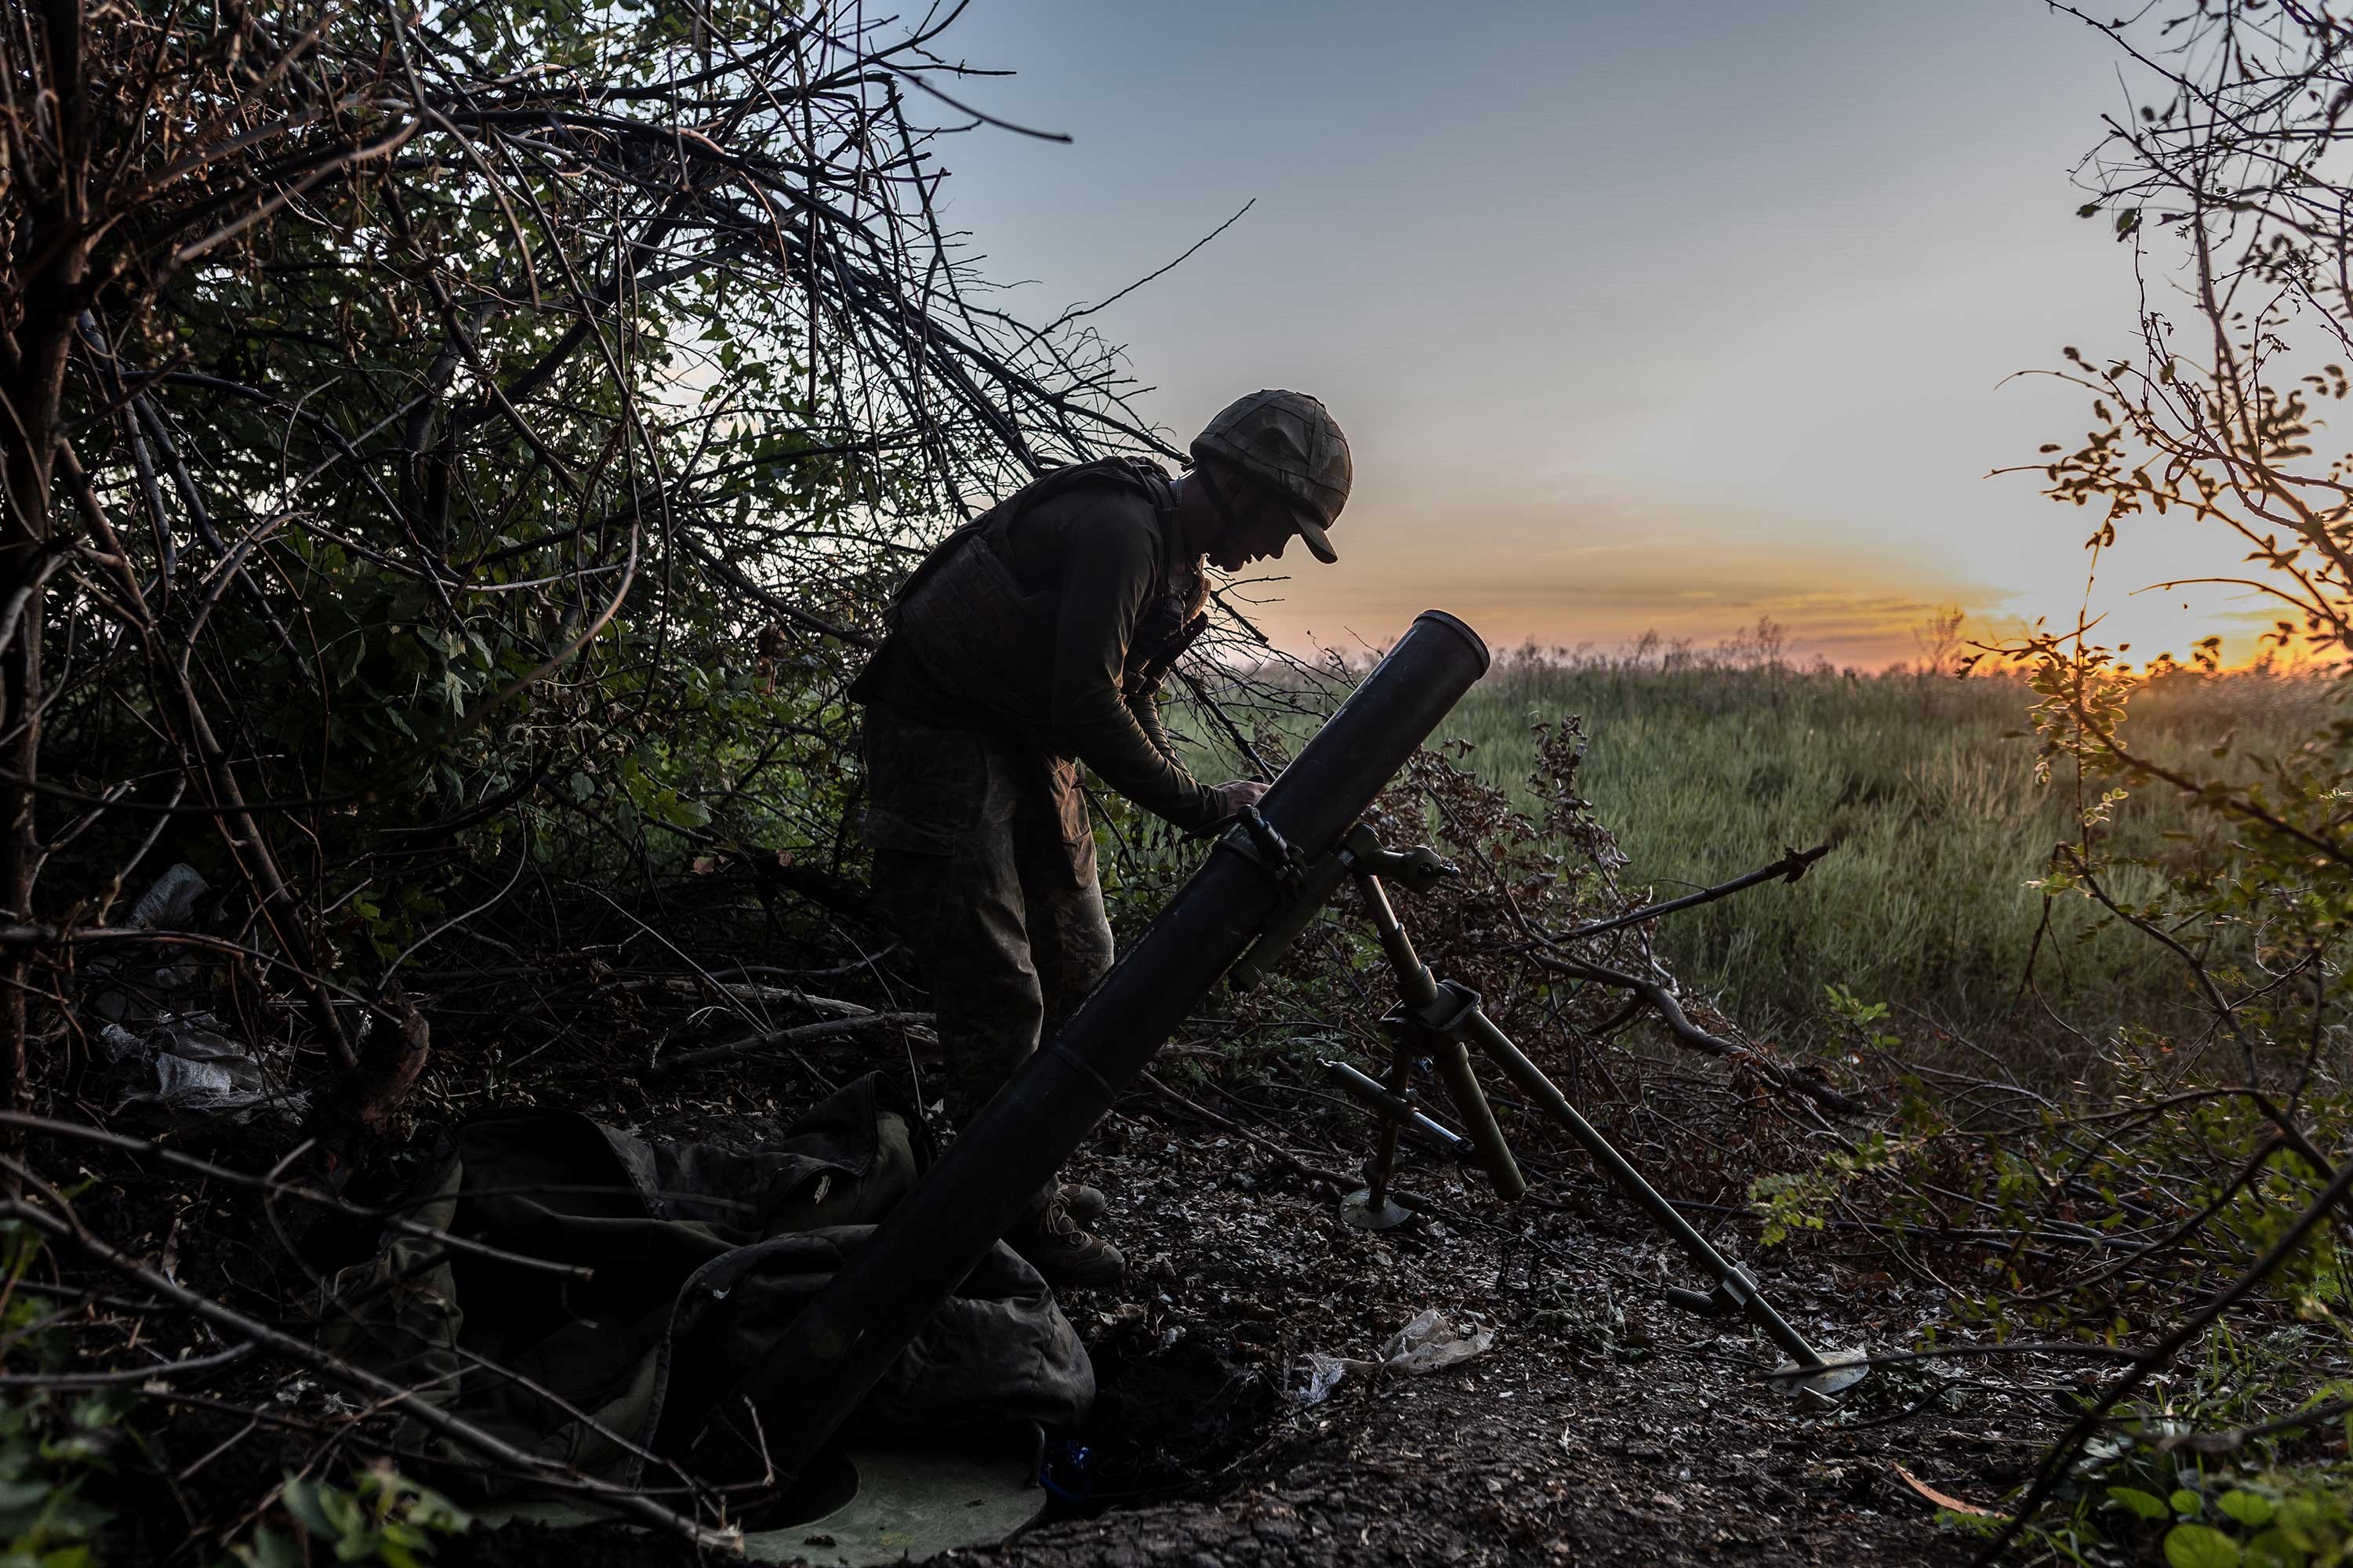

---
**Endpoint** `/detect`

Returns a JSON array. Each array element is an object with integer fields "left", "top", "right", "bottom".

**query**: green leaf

[
  {"left": 0, "top": 1477, "right": 53, "bottom": 1512},
  {"left": 2242, "top": 1526, "right": 2302, "bottom": 1566},
  {"left": 2111, "top": 1485, "right": 2170, "bottom": 1521},
  {"left": 67, "top": 1393, "right": 128, "bottom": 1431},
  {"left": 2173, "top": 1489, "right": 2206, "bottom": 1518},
  {"left": 279, "top": 1476, "right": 338, "bottom": 1538},
  {"left": 2217, "top": 1490, "right": 2275, "bottom": 1528},
  {"left": 230, "top": 1524, "right": 304, "bottom": 1568},
  {"left": 401, "top": 1482, "right": 470, "bottom": 1535},
  {"left": 2165, "top": 1523, "right": 2243, "bottom": 1568}
]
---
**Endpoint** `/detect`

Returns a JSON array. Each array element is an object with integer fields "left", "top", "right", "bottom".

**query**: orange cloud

[{"left": 1231, "top": 466, "right": 2004, "bottom": 668}]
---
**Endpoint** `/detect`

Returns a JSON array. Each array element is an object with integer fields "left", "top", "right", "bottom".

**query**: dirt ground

[
  {"left": 961, "top": 1106, "right": 2014, "bottom": 1568},
  {"left": 442, "top": 1058, "right": 2053, "bottom": 1568}
]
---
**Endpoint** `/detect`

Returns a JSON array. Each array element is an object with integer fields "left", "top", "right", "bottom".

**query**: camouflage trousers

[{"left": 859, "top": 706, "right": 1115, "bottom": 1133}]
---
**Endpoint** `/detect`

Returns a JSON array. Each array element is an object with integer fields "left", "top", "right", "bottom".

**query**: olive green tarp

[{"left": 322, "top": 1073, "right": 1092, "bottom": 1492}]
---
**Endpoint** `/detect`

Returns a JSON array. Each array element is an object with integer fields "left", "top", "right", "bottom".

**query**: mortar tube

[{"left": 758, "top": 611, "right": 1493, "bottom": 1476}]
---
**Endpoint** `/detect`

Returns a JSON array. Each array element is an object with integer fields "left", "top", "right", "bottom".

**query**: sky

[{"left": 920, "top": 1, "right": 2264, "bottom": 668}]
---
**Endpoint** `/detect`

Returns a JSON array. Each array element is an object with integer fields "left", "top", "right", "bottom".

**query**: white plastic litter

[
  {"left": 129, "top": 862, "right": 209, "bottom": 933},
  {"left": 89, "top": 865, "right": 306, "bottom": 1125},
  {"left": 108, "top": 1011, "right": 306, "bottom": 1122},
  {"left": 1286, "top": 1308, "right": 1495, "bottom": 1406},
  {"left": 1378, "top": 1307, "right": 1497, "bottom": 1374},
  {"left": 1287, "top": 1355, "right": 1353, "bottom": 1407}
]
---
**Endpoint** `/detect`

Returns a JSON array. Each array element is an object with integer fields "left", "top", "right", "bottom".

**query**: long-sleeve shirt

[{"left": 853, "top": 477, "right": 1222, "bottom": 833}]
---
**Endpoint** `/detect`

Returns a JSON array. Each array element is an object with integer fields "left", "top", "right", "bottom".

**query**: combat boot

[{"left": 1005, "top": 1193, "right": 1124, "bottom": 1289}]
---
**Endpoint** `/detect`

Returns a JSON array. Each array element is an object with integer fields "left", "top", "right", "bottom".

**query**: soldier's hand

[{"left": 1210, "top": 779, "right": 1269, "bottom": 820}]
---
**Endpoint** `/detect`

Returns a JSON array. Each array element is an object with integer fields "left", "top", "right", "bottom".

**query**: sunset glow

[{"left": 931, "top": 2, "right": 2305, "bottom": 670}]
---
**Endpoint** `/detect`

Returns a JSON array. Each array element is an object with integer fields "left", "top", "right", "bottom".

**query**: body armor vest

[{"left": 852, "top": 459, "right": 1206, "bottom": 743}]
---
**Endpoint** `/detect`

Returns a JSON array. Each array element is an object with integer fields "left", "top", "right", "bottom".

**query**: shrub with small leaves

[{"left": 232, "top": 1464, "right": 471, "bottom": 1568}]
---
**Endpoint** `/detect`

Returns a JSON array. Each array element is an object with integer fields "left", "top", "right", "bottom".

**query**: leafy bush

[{"left": 234, "top": 1467, "right": 471, "bottom": 1568}]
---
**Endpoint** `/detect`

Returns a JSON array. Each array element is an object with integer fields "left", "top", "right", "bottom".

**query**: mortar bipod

[{"left": 1222, "top": 816, "right": 1867, "bottom": 1403}]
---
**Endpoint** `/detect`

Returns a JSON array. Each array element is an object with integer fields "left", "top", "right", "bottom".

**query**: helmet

[{"left": 1189, "top": 390, "right": 1351, "bottom": 563}]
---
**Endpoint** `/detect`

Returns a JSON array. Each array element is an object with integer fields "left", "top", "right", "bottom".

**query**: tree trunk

[
  {"left": 0, "top": 430, "right": 51, "bottom": 1128},
  {"left": 0, "top": 0, "right": 91, "bottom": 1126}
]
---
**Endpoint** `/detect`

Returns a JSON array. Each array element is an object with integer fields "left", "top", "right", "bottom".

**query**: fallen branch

[
  {"left": 1526, "top": 946, "right": 1866, "bottom": 1116},
  {"left": 602, "top": 977, "right": 872, "bottom": 1010},
  {"left": 2144, "top": 1393, "right": 2353, "bottom": 1456},
  {"left": 0, "top": 1341, "right": 259, "bottom": 1389},
  {"left": 645, "top": 1011, "right": 932, "bottom": 1080},
  {"left": 1487, "top": 852, "right": 1865, "bottom": 1116},
  {"left": 1538, "top": 841, "right": 1831, "bottom": 947}
]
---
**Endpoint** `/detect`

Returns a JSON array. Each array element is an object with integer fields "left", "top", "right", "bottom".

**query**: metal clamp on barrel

[
  {"left": 1215, "top": 805, "right": 1305, "bottom": 889},
  {"left": 1226, "top": 824, "right": 1465, "bottom": 993},
  {"left": 1225, "top": 814, "right": 1345, "bottom": 992},
  {"left": 1347, "top": 837, "right": 1458, "bottom": 895}
]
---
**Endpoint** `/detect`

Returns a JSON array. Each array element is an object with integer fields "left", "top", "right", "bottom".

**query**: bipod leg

[
  {"left": 1339, "top": 1039, "right": 1414, "bottom": 1231},
  {"left": 1356, "top": 873, "right": 1527, "bottom": 1201},
  {"left": 1425, "top": 1033, "right": 1527, "bottom": 1202},
  {"left": 1438, "top": 983, "right": 1865, "bottom": 1396}
]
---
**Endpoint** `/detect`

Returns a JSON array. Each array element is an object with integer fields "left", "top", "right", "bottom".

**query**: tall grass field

[
  {"left": 1425, "top": 655, "right": 2339, "bottom": 1064},
  {"left": 1172, "top": 652, "right": 2341, "bottom": 1071}
]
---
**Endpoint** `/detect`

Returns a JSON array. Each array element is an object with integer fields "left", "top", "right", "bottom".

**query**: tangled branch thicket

[{"left": 2, "top": 0, "right": 1315, "bottom": 1108}]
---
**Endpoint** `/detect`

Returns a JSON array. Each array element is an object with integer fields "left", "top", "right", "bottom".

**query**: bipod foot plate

[
  {"left": 1340, "top": 1188, "right": 1413, "bottom": 1231},
  {"left": 1766, "top": 1348, "right": 1871, "bottom": 1409}
]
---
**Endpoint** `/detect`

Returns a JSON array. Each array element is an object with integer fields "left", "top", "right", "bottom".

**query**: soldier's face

[{"left": 1209, "top": 491, "right": 1298, "bottom": 573}]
